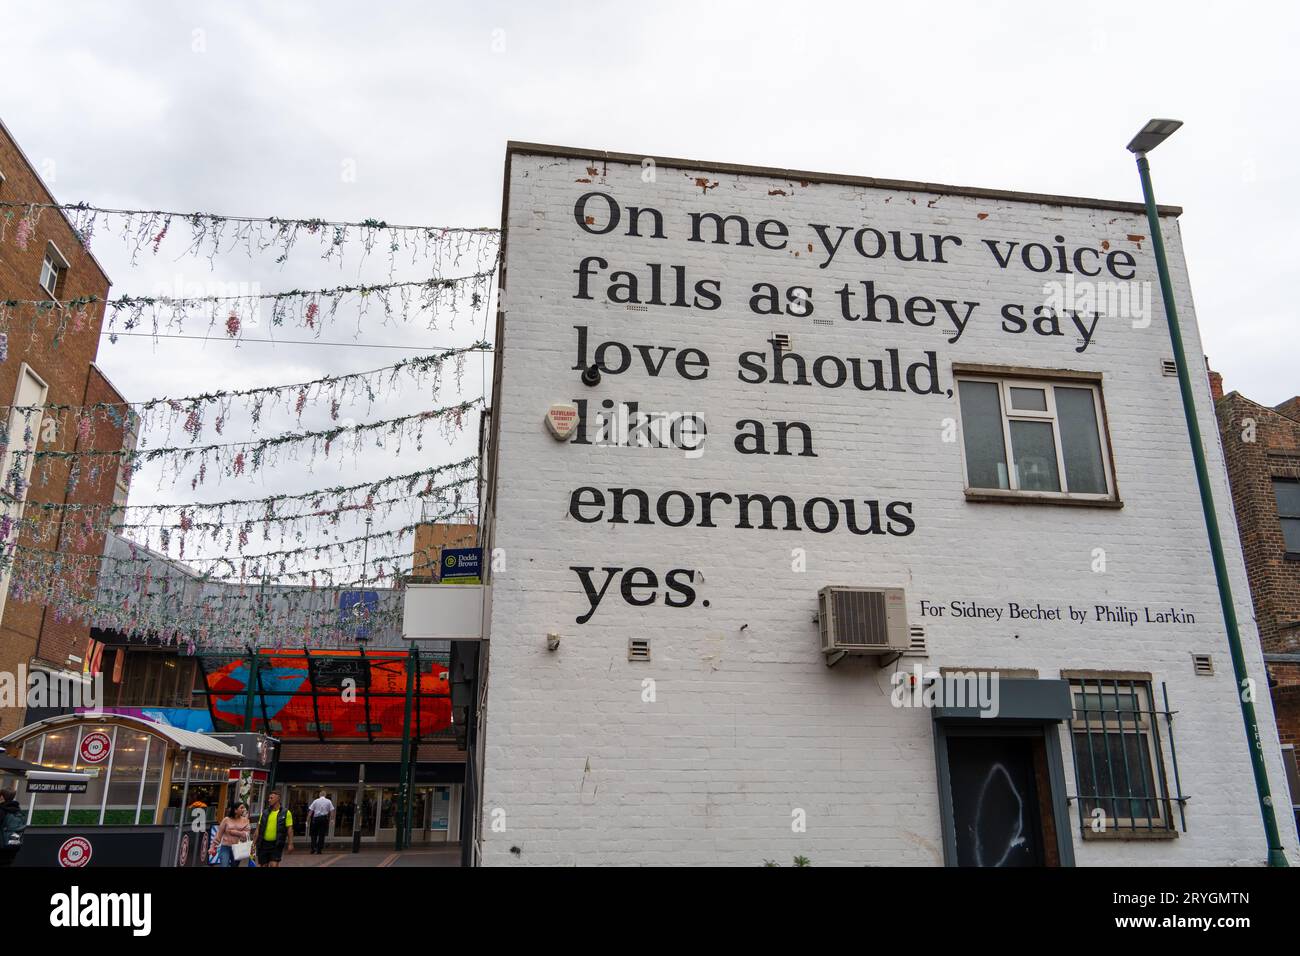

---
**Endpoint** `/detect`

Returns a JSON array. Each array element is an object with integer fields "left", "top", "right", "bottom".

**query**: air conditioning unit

[{"left": 818, "top": 587, "right": 909, "bottom": 658}]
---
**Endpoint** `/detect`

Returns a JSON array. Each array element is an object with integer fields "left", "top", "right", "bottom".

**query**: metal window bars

[{"left": 1066, "top": 678, "right": 1189, "bottom": 835}]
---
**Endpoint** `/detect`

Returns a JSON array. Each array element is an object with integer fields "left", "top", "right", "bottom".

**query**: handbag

[{"left": 232, "top": 840, "right": 252, "bottom": 861}]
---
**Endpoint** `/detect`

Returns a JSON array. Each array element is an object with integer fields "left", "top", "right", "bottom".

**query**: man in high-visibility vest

[{"left": 256, "top": 791, "right": 294, "bottom": 867}]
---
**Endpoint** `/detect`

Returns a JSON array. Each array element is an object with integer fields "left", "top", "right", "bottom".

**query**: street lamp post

[{"left": 1128, "top": 118, "right": 1289, "bottom": 866}]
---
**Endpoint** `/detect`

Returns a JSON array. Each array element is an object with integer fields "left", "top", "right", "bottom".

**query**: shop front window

[
  {"left": 139, "top": 739, "right": 162, "bottom": 823},
  {"left": 104, "top": 731, "right": 151, "bottom": 825},
  {"left": 30, "top": 730, "right": 75, "bottom": 825},
  {"left": 66, "top": 724, "right": 115, "bottom": 825}
]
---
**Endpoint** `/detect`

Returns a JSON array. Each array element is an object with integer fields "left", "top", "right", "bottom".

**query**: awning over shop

[{"left": 931, "top": 677, "right": 1073, "bottom": 722}]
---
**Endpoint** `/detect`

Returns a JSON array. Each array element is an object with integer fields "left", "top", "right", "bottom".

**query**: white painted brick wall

[{"left": 479, "top": 149, "right": 1300, "bottom": 866}]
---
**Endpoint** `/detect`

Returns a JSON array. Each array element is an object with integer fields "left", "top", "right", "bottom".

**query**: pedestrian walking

[
  {"left": 212, "top": 801, "right": 253, "bottom": 867},
  {"left": 306, "top": 790, "right": 335, "bottom": 854},
  {"left": 256, "top": 791, "right": 293, "bottom": 867},
  {"left": 0, "top": 789, "right": 25, "bottom": 867}
]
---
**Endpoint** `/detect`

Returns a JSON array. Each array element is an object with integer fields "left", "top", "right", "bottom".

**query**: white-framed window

[
  {"left": 957, "top": 374, "right": 1116, "bottom": 500},
  {"left": 40, "top": 241, "right": 69, "bottom": 299}
]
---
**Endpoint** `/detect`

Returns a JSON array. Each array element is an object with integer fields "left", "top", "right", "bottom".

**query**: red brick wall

[
  {"left": 1215, "top": 392, "right": 1300, "bottom": 656},
  {"left": 1272, "top": 662, "right": 1300, "bottom": 751},
  {"left": 411, "top": 522, "right": 478, "bottom": 581},
  {"left": 0, "top": 120, "right": 114, "bottom": 735},
  {"left": 33, "top": 365, "right": 130, "bottom": 668},
  {"left": 1216, "top": 390, "right": 1300, "bottom": 792}
]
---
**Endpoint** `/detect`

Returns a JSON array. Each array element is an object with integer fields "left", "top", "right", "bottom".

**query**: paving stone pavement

[{"left": 279, "top": 844, "right": 461, "bottom": 867}]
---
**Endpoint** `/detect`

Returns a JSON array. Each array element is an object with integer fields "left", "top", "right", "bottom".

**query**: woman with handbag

[{"left": 213, "top": 802, "right": 253, "bottom": 867}]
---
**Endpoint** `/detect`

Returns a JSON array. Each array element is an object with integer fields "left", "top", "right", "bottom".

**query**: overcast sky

[{"left": 4, "top": 1, "right": 1296, "bottom": 575}]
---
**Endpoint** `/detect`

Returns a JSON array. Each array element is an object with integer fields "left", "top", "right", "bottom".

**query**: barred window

[{"left": 1067, "top": 677, "right": 1183, "bottom": 835}]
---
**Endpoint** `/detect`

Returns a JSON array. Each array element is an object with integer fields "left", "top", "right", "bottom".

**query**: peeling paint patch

[
  {"left": 585, "top": 216, "right": 595, "bottom": 225},
  {"left": 927, "top": 199, "right": 938, "bottom": 208},
  {"left": 977, "top": 212, "right": 989, "bottom": 221},
  {"left": 768, "top": 189, "right": 787, "bottom": 196},
  {"left": 586, "top": 165, "right": 599, "bottom": 177},
  {"left": 575, "top": 178, "right": 592, "bottom": 184},
  {"left": 694, "top": 177, "right": 719, "bottom": 193},
  {"left": 1100, "top": 240, "right": 1110, "bottom": 251},
  {"left": 1127, "top": 233, "right": 1146, "bottom": 244}
]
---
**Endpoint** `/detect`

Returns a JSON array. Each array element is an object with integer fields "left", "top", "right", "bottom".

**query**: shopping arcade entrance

[{"left": 192, "top": 645, "right": 453, "bottom": 850}]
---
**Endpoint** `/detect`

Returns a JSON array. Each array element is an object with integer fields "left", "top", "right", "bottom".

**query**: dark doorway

[{"left": 946, "top": 735, "right": 1049, "bottom": 867}]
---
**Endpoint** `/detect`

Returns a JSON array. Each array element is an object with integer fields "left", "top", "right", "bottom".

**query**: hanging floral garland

[
  {"left": 16, "top": 398, "right": 480, "bottom": 491},
  {"left": 0, "top": 271, "right": 496, "bottom": 353},
  {"left": 8, "top": 542, "right": 450, "bottom": 651},
  {"left": 1, "top": 342, "right": 486, "bottom": 449},
  {"left": 13, "top": 455, "right": 477, "bottom": 526},
  {"left": 0, "top": 200, "right": 500, "bottom": 279},
  {"left": 6, "top": 474, "right": 478, "bottom": 555}
]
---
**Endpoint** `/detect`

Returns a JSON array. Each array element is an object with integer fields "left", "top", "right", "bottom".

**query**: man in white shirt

[{"left": 306, "top": 791, "right": 335, "bottom": 855}]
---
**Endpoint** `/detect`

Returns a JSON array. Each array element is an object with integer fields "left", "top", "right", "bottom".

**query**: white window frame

[
  {"left": 39, "top": 241, "right": 69, "bottom": 299},
  {"left": 957, "top": 375, "right": 1116, "bottom": 502}
]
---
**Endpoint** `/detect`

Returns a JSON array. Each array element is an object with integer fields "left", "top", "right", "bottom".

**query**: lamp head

[{"left": 1127, "top": 118, "right": 1183, "bottom": 154}]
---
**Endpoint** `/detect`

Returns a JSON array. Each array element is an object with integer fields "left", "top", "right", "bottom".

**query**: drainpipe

[{"left": 1135, "top": 151, "right": 1289, "bottom": 866}]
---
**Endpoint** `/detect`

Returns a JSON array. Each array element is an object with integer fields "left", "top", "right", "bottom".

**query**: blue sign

[
  {"left": 440, "top": 547, "right": 482, "bottom": 582},
  {"left": 340, "top": 590, "right": 380, "bottom": 639}
]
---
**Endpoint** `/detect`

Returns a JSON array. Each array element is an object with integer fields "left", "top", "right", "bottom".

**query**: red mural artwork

[{"left": 204, "top": 651, "right": 451, "bottom": 739}]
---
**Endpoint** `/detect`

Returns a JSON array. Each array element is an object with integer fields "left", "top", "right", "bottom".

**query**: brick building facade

[
  {"left": 1212, "top": 372, "right": 1300, "bottom": 820},
  {"left": 0, "top": 116, "right": 131, "bottom": 735}
]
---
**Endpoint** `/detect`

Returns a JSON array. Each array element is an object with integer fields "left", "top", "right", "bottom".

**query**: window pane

[
  {"left": 958, "top": 381, "right": 1009, "bottom": 489},
  {"left": 68, "top": 725, "right": 115, "bottom": 824},
  {"left": 1009, "top": 386, "right": 1047, "bottom": 411},
  {"left": 1275, "top": 480, "right": 1300, "bottom": 518},
  {"left": 1076, "top": 733, "right": 1157, "bottom": 822},
  {"left": 1009, "top": 420, "right": 1060, "bottom": 491},
  {"left": 105, "top": 731, "right": 150, "bottom": 825},
  {"left": 1077, "top": 690, "right": 1140, "bottom": 715},
  {"left": 1056, "top": 387, "right": 1108, "bottom": 494},
  {"left": 1282, "top": 518, "right": 1300, "bottom": 554},
  {"left": 38, "top": 729, "right": 76, "bottom": 771},
  {"left": 139, "top": 737, "right": 161, "bottom": 823}
]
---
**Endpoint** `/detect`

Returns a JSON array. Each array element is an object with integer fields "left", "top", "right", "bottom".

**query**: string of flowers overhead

[
  {"left": 6, "top": 475, "right": 478, "bottom": 555},
  {"left": 0, "top": 200, "right": 500, "bottom": 279},
  {"left": 14, "top": 398, "right": 480, "bottom": 491},
  {"left": 6, "top": 514, "right": 464, "bottom": 650},
  {"left": 3, "top": 520, "right": 434, "bottom": 581},
  {"left": 0, "top": 272, "right": 496, "bottom": 349},
  {"left": 14, "top": 456, "right": 477, "bottom": 523},
  {"left": 1, "top": 343, "right": 487, "bottom": 446}
]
